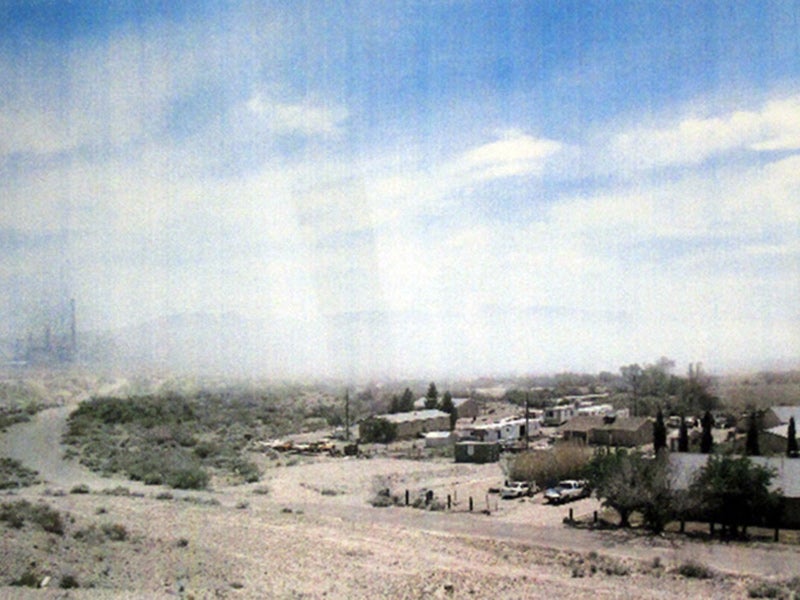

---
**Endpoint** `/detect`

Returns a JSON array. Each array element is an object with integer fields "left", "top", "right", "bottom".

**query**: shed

[
  {"left": 454, "top": 441, "right": 500, "bottom": 463},
  {"left": 424, "top": 431, "right": 455, "bottom": 448},
  {"left": 452, "top": 397, "right": 479, "bottom": 419}
]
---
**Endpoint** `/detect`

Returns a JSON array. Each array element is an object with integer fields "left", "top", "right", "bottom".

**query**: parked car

[
  {"left": 544, "top": 479, "right": 590, "bottom": 504},
  {"left": 500, "top": 480, "right": 538, "bottom": 499}
]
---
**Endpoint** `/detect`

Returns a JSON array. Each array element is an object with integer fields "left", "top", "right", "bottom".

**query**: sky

[{"left": 1, "top": 1, "right": 799, "bottom": 379}]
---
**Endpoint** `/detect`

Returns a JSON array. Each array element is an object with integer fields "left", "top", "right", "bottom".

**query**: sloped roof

[
  {"left": 560, "top": 415, "right": 650, "bottom": 433},
  {"left": 669, "top": 453, "right": 800, "bottom": 498},
  {"left": 769, "top": 406, "right": 800, "bottom": 424},
  {"left": 382, "top": 409, "right": 450, "bottom": 424}
]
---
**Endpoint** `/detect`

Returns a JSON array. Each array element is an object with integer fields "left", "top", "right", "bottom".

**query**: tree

[
  {"left": 439, "top": 391, "right": 456, "bottom": 430},
  {"left": 399, "top": 388, "right": 415, "bottom": 412},
  {"left": 359, "top": 417, "right": 397, "bottom": 444},
  {"left": 388, "top": 395, "right": 401, "bottom": 414},
  {"left": 653, "top": 409, "right": 667, "bottom": 453},
  {"left": 700, "top": 411, "right": 714, "bottom": 454},
  {"left": 788, "top": 417, "right": 798, "bottom": 458},
  {"left": 587, "top": 449, "right": 673, "bottom": 532},
  {"left": 689, "top": 455, "right": 779, "bottom": 538},
  {"left": 424, "top": 382, "right": 438, "bottom": 409},
  {"left": 678, "top": 417, "right": 689, "bottom": 452},
  {"left": 746, "top": 411, "right": 761, "bottom": 456}
]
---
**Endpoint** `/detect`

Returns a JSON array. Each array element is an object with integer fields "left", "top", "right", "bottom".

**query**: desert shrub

[
  {"left": 251, "top": 485, "right": 270, "bottom": 495},
  {"left": 508, "top": 444, "right": 592, "bottom": 488},
  {"left": 74, "top": 524, "right": 106, "bottom": 544},
  {"left": 176, "top": 537, "right": 189, "bottom": 547},
  {"left": 167, "top": 467, "right": 209, "bottom": 490},
  {"left": 748, "top": 582, "right": 785, "bottom": 598},
  {"left": 676, "top": 560, "right": 714, "bottom": 579},
  {"left": 2, "top": 500, "right": 66, "bottom": 535},
  {"left": 101, "top": 486, "right": 132, "bottom": 496},
  {"left": 359, "top": 417, "right": 398, "bottom": 444},
  {"left": 70, "top": 483, "right": 90, "bottom": 494},
  {"left": 236, "top": 501, "right": 249, "bottom": 509},
  {"left": 194, "top": 441, "right": 218, "bottom": 459},
  {"left": 102, "top": 523, "right": 128, "bottom": 541},
  {"left": 233, "top": 458, "right": 260, "bottom": 483},
  {"left": 11, "top": 568, "right": 40, "bottom": 587},
  {"left": 155, "top": 491, "right": 174, "bottom": 500},
  {"left": 60, "top": 574, "right": 80, "bottom": 589},
  {"left": 142, "top": 472, "right": 164, "bottom": 486},
  {"left": 0, "top": 457, "right": 40, "bottom": 489}
]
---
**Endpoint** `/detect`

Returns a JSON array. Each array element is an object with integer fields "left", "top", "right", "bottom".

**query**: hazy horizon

[{"left": 2, "top": 2, "right": 799, "bottom": 379}]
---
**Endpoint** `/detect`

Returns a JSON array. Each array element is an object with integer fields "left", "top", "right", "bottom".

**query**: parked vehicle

[
  {"left": 500, "top": 480, "right": 537, "bottom": 499},
  {"left": 544, "top": 479, "right": 589, "bottom": 504}
]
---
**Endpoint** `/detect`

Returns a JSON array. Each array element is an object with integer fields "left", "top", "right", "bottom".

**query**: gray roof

[
  {"left": 382, "top": 409, "right": 450, "bottom": 424},
  {"left": 669, "top": 453, "right": 800, "bottom": 498},
  {"left": 452, "top": 398, "right": 473, "bottom": 407},
  {"left": 769, "top": 406, "right": 800, "bottom": 424},
  {"left": 560, "top": 415, "right": 650, "bottom": 433}
]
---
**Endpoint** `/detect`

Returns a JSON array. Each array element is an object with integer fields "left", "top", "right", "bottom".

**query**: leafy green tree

[
  {"left": 359, "top": 417, "right": 397, "bottom": 444},
  {"left": 653, "top": 409, "right": 667, "bottom": 453},
  {"left": 399, "top": 388, "right": 415, "bottom": 412},
  {"left": 388, "top": 395, "right": 401, "bottom": 414},
  {"left": 746, "top": 411, "right": 761, "bottom": 456},
  {"left": 689, "top": 455, "right": 779, "bottom": 538},
  {"left": 678, "top": 417, "right": 689, "bottom": 452},
  {"left": 424, "top": 382, "right": 438, "bottom": 409},
  {"left": 440, "top": 391, "right": 456, "bottom": 430},
  {"left": 788, "top": 417, "right": 798, "bottom": 458},
  {"left": 700, "top": 411, "right": 714, "bottom": 454}
]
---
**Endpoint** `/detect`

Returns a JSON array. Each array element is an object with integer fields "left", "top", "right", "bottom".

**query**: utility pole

[{"left": 344, "top": 389, "right": 350, "bottom": 442}]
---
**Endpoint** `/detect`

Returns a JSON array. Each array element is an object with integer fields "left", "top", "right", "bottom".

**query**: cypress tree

[
  {"left": 653, "top": 409, "right": 667, "bottom": 453},
  {"left": 787, "top": 417, "right": 798, "bottom": 458},
  {"left": 700, "top": 410, "right": 714, "bottom": 454},
  {"left": 746, "top": 411, "right": 761, "bottom": 456},
  {"left": 678, "top": 417, "right": 689, "bottom": 452}
]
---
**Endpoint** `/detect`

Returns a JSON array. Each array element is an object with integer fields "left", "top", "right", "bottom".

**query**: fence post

[
  {"left": 405, "top": 489, "right": 409, "bottom": 506},
  {"left": 569, "top": 508, "right": 574, "bottom": 523},
  {"left": 469, "top": 497, "right": 473, "bottom": 512},
  {"left": 774, "top": 527, "right": 779, "bottom": 542},
  {"left": 447, "top": 494, "right": 451, "bottom": 510},
  {"left": 709, "top": 522, "right": 714, "bottom": 537},
  {"left": 593, "top": 511, "right": 598, "bottom": 524}
]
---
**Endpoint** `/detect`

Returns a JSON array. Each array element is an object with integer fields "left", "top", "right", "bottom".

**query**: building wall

[{"left": 394, "top": 415, "right": 451, "bottom": 439}]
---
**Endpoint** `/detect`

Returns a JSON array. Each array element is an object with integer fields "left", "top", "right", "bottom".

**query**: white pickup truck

[
  {"left": 499, "top": 480, "right": 538, "bottom": 499},
  {"left": 543, "top": 479, "right": 590, "bottom": 504}
]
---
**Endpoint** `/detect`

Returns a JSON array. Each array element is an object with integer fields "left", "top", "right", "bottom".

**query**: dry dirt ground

[{"left": 2, "top": 393, "right": 800, "bottom": 598}]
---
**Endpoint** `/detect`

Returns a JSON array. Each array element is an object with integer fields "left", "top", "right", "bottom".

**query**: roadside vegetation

[{"left": 63, "top": 390, "right": 313, "bottom": 489}]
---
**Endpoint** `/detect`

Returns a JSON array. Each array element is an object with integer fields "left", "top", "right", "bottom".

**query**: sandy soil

[{"left": 2, "top": 393, "right": 800, "bottom": 598}]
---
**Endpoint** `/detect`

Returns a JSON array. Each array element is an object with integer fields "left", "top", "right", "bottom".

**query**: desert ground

[{"left": 2, "top": 382, "right": 800, "bottom": 598}]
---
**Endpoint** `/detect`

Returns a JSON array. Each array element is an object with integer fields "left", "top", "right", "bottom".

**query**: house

[
  {"left": 767, "top": 406, "right": 800, "bottom": 426},
  {"left": 469, "top": 416, "right": 540, "bottom": 443},
  {"left": 560, "top": 415, "right": 651, "bottom": 447},
  {"left": 575, "top": 403, "right": 616, "bottom": 417},
  {"left": 736, "top": 409, "right": 783, "bottom": 433},
  {"left": 452, "top": 397, "right": 479, "bottom": 419},
  {"left": 454, "top": 441, "right": 500, "bottom": 463},
  {"left": 669, "top": 453, "right": 800, "bottom": 528},
  {"left": 761, "top": 423, "right": 799, "bottom": 456},
  {"left": 380, "top": 409, "right": 451, "bottom": 440},
  {"left": 543, "top": 404, "right": 576, "bottom": 426}
]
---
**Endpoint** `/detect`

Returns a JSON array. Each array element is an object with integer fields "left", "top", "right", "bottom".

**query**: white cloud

[
  {"left": 451, "top": 130, "right": 563, "bottom": 182},
  {"left": 610, "top": 94, "right": 800, "bottom": 171},
  {"left": 246, "top": 94, "right": 348, "bottom": 136}
]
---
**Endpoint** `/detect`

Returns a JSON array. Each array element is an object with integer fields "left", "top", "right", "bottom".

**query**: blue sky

[{"left": 1, "top": 1, "right": 799, "bottom": 378}]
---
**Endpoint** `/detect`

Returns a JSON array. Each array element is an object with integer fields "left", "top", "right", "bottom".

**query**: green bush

[
  {"left": 102, "top": 523, "right": 129, "bottom": 541},
  {"left": 0, "top": 500, "right": 64, "bottom": 535},
  {"left": 676, "top": 560, "right": 714, "bottom": 579},
  {"left": 70, "top": 483, "right": 90, "bottom": 494},
  {"left": 11, "top": 568, "right": 40, "bottom": 587},
  {"left": 0, "top": 457, "right": 39, "bottom": 489},
  {"left": 748, "top": 582, "right": 785, "bottom": 598},
  {"left": 167, "top": 467, "right": 209, "bottom": 490},
  {"left": 508, "top": 444, "right": 592, "bottom": 488},
  {"left": 60, "top": 574, "right": 80, "bottom": 589}
]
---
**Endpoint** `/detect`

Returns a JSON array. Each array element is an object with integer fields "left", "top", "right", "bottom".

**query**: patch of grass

[{"left": 675, "top": 560, "right": 714, "bottom": 579}]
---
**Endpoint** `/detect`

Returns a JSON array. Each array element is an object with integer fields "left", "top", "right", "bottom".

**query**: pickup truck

[
  {"left": 499, "top": 481, "right": 537, "bottom": 499},
  {"left": 544, "top": 479, "right": 590, "bottom": 504}
]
